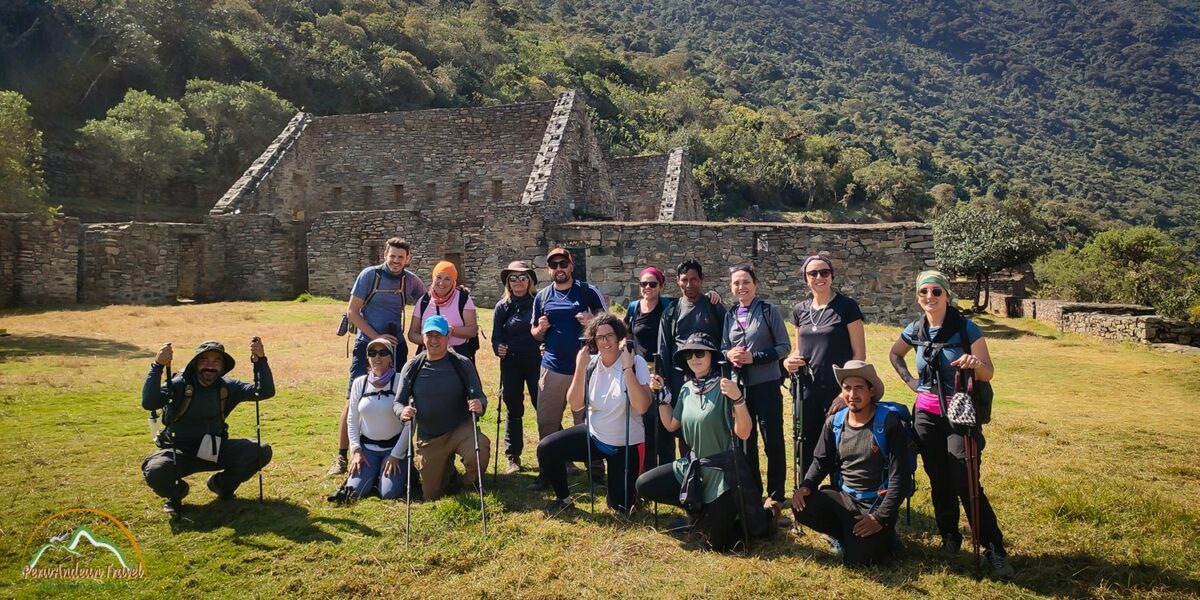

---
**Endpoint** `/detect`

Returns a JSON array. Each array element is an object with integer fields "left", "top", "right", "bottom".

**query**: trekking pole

[
  {"left": 585, "top": 381, "right": 595, "bottom": 514},
  {"left": 164, "top": 352, "right": 182, "bottom": 520},
  {"left": 405, "top": 419, "right": 415, "bottom": 547},
  {"left": 623, "top": 375, "right": 632, "bottom": 516},
  {"left": 470, "top": 398, "right": 487, "bottom": 537},
  {"left": 651, "top": 353, "right": 663, "bottom": 529},
  {"left": 965, "top": 423, "right": 983, "bottom": 578},
  {"left": 493, "top": 373, "right": 503, "bottom": 489},
  {"left": 726, "top": 362, "right": 752, "bottom": 553},
  {"left": 790, "top": 371, "right": 802, "bottom": 491},
  {"left": 251, "top": 336, "right": 263, "bottom": 503}
]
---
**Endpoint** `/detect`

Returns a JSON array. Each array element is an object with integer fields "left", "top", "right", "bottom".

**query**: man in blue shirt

[
  {"left": 330, "top": 237, "right": 428, "bottom": 476},
  {"left": 530, "top": 248, "right": 605, "bottom": 445}
]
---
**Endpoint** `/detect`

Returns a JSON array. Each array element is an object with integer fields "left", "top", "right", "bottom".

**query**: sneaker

[
  {"left": 526, "top": 477, "right": 550, "bottom": 492},
  {"left": 207, "top": 473, "right": 234, "bottom": 500},
  {"left": 544, "top": 497, "right": 576, "bottom": 516},
  {"left": 985, "top": 544, "right": 1015, "bottom": 581},
  {"left": 328, "top": 454, "right": 348, "bottom": 476},
  {"left": 941, "top": 533, "right": 963, "bottom": 553},
  {"left": 505, "top": 458, "right": 521, "bottom": 475},
  {"left": 827, "top": 536, "right": 845, "bottom": 558}
]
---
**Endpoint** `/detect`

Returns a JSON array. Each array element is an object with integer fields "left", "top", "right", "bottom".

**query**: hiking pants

[
  {"left": 500, "top": 353, "right": 540, "bottom": 460},
  {"left": 143, "top": 438, "right": 272, "bottom": 499},
  {"left": 414, "top": 420, "right": 490, "bottom": 501},
  {"left": 744, "top": 380, "right": 786, "bottom": 502},
  {"left": 799, "top": 384, "right": 840, "bottom": 478},
  {"left": 536, "top": 368, "right": 584, "bottom": 439},
  {"left": 792, "top": 487, "right": 895, "bottom": 567},
  {"left": 537, "top": 424, "right": 644, "bottom": 512},
  {"left": 345, "top": 445, "right": 409, "bottom": 500},
  {"left": 914, "top": 409, "right": 1005, "bottom": 552}
]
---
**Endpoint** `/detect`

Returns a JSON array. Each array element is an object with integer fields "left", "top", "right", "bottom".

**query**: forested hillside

[{"left": 2, "top": 0, "right": 1197, "bottom": 249}]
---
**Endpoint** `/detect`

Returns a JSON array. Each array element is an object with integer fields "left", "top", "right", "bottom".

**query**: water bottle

[{"left": 148, "top": 411, "right": 160, "bottom": 441}]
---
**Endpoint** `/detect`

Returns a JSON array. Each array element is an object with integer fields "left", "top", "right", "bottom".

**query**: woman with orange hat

[{"left": 407, "top": 261, "right": 480, "bottom": 362}]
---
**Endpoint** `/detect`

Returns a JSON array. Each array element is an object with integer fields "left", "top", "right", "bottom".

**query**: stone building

[{"left": 2, "top": 91, "right": 937, "bottom": 324}]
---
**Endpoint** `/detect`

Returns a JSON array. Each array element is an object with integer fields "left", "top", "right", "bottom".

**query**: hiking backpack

[
  {"left": 910, "top": 309, "right": 993, "bottom": 424},
  {"left": 830, "top": 402, "right": 919, "bottom": 521}
]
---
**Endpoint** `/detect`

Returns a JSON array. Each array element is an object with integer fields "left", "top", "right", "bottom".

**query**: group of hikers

[{"left": 140, "top": 237, "right": 1014, "bottom": 580}]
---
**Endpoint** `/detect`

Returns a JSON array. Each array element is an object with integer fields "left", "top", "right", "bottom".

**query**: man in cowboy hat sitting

[
  {"left": 790, "top": 360, "right": 908, "bottom": 566},
  {"left": 141, "top": 338, "right": 275, "bottom": 514}
]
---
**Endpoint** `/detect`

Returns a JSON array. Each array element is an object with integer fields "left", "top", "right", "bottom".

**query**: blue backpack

[{"left": 831, "top": 402, "right": 919, "bottom": 522}]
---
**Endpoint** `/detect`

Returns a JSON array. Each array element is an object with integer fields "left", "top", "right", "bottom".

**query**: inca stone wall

[
  {"left": 546, "top": 221, "right": 936, "bottom": 325},
  {"left": 608, "top": 155, "right": 669, "bottom": 221},
  {"left": 212, "top": 213, "right": 307, "bottom": 300},
  {"left": 306, "top": 207, "right": 548, "bottom": 307},
  {"left": 79, "top": 222, "right": 220, "bottom": 305},
  {"left": 0, "top": 213, "right": 80, "bottom": 306},
  {"left": 660, "top": 148, "right": 704, "bottom": 221},
  {"left": 982, "top": 293, "right": 1196, "bottom": 347}
]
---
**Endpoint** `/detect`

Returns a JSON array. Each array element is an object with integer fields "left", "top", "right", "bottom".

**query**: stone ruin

[{"left": 2, "top": 91, "right": 936, "bottom": 324}]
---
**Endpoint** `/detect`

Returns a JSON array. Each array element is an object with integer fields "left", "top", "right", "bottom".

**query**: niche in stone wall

[
  {"left": 567, "top": 246, "right": 587, "bottom": 283},
  {"left": 177, "top": 234, "right": 202, "bottom": 302},
  {"left": 394, "top": 184, "right": 405, "bottom": 207},
  {"left": 492, "top": 179, "right": 503, "bottom": 201},
  {"left": 332, "top": 186, "right": 343, "bottom": 210},
  {"left": 362, "top": 185, "right": 373, "bottom": 207},
  {"left": 426, "top": 183, "right": 436, "bottom": 205},
  {"left": 457, "top": 181, "right": 469, "bottom": 205}
]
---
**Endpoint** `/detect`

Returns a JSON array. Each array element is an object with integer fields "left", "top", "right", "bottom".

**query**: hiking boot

[
  {"left": 328, "top": 454, "right": 348, "bottom": 476},
  {"left": 207, "top": 473, "right": 235, "bottom": 500},
  {"left": 163, "top": 481, "right": 189, "bottom": 515},
  {"left": 985, "top": 544, "right": 1015, "bottom": 581},
  {"left": 505, "top": 458, "right": 521, "bottom": 475},
  {"left": 543, "top": 497, "right": 576, "bottom": 516},
  {"left": 941, "top": 533, "right": 963, "bottom": 553},
  {"left": 526, "top": 476, "right": 550, "bottom": 492}
]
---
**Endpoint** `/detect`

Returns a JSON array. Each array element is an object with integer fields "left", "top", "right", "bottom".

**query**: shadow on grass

[
  {"left": 0, "top": 334, "right": 151, "bottom": 360},
  {"left": 973, "top": 318, "right": 1055, "bottom": 340},
  {"left": 854, "top": 544, "right": 1200, "bottom": 596},
  {"left": 170, "top": 498, "right": 380, "bottom": 546},
  {"left": 0, "top": 304, "right": 109, "bottom": 318}
]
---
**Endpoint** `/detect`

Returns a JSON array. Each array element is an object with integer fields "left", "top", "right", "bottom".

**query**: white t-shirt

[
  {"left": 587, "top": 355, "right": 649, "bottom": 447},
  {"left": 347, "top": 375, "right": 410, "bottom": 459}
]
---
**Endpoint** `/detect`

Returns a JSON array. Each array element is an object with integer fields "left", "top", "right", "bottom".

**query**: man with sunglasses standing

[
  {"left": 528, "top": 248, "right": 606, "bottom": 489},
  {"left": 330, "top": 237, "right": 428, "bottom": 476},
  {"left": 657, "top": 260, "right": 727, "bottom": 448}
]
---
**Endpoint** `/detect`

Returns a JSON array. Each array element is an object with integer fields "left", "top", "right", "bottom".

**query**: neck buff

[{"left": 369, "top": 368, "right": 395, "bottom": 387}]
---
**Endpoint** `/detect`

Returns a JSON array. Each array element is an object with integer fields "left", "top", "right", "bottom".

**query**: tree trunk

[{"left": 974, "top": 273, "right": 984, "bottom": 311}]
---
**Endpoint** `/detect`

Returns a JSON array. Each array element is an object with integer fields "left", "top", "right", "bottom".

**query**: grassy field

[{"left": 1, "top": 300, "right": 1198, "bottom": 599}]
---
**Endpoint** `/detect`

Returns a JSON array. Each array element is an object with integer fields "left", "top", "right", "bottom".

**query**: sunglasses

[
  {"left": 684, "top": 350, "right": 709, "bottom": 360},
  {"left": 548, "top": 260, "right": 571, "bottom": 269},
  {"left": 639, "top": 281, "right": 660, "bottom": 289},
  {"left": 806, "top": 268, "right": 832, "bottom": 278},
  {"left": 366, "top": 349, "right": 392, "bottom": 357},
  {"left": 917, "top": 287, "right": 945, "bottom": 297},
  {"left": 508, "top": 274, "right": 530, "bottom": 282}
]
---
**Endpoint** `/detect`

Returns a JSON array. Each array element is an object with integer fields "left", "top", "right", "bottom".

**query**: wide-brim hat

[
  {"left": 501, "top": 260, "right": 538, "bottom": 286},
  {"left": 832, "top": 360, "right": 885, "bottom": 402},
  {"left": 673, "top": 332, "right": 721, "bottom": 372},
  {"left": 185, "top": 340, "right": 235, "bottom": 377}
]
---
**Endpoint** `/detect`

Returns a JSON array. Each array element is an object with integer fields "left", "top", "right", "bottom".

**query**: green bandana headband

[{"left": 915, "top": 270, "right": 958, "bottom": 303}]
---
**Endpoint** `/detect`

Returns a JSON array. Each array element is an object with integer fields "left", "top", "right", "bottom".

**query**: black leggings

[
  {"left": 642, "top": 401, "right": 675, "bottom": 471},
  {"left": 796, "top": 384, "right": 839, "bottom": 481},
  {"left": 499, "top": 353, "right": 540, "bottom": 460},
  {"left": 914, "top": 409, "right": 1005, "bottom": 551},
  {"left": 792, "top": 487, "right": 894, "bottom": 566},
  {"left": 744, "top": 380, "right": 786, "bottom": 502},
  {"left": 637, "top": 462, "right": 746, "bottom": 551},
  {"left": 536, "top": 424, "right": 643, "bottom": 511}
]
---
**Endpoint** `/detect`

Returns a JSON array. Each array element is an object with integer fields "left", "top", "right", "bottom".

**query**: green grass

[{"left": 1, "top": 302, "right": 1197, "bottom": 598}]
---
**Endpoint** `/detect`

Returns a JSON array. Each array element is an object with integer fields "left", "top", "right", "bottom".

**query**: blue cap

[{"left": 421, "top": 315, "right": 450, "bottom": 336}]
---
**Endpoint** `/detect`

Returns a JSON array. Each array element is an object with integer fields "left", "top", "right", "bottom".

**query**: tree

[
  {"left": 78, "top": 90, "right": 206, "bottom": 204},
  {"left": 182, "top": 79, "right": 296, "bottom": 183},
  {"left": 1035, "top": 226, "right": 1200, "bottom": 320},
  {"left": 853, "top": 160, "right": 928, "bottom": 220},
  {"left": 934, "top": 201, "right": 1052, "bottom": 309},
  {"left": 0, "top": 91, "right": 48, "bottom": 213}
]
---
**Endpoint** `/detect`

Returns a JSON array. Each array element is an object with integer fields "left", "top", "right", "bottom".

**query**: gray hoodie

[{"left": 721, "top": 297, "right": 791, "bottom": 386}]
